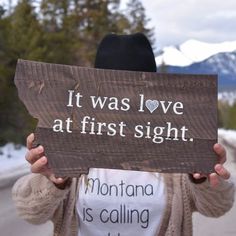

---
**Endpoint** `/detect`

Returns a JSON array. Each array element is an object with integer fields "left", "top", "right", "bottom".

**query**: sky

[
  {"left": 140, "top": 0, "right": 236, "bottom": 49},
  {"left": 2, "top": 0, "right": 236, "bottom": 49}
]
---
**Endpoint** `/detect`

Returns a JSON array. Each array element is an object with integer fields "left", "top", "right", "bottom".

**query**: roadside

[
  {"left": 0, "top": 185, "right": 53, "bottom": 236},
  {"left": 0, "top": 143, "right": 29, "bottom": 188}
]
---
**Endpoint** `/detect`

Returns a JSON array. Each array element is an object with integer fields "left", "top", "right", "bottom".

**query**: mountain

[
  {"left": 165, "top": 51, "right": 236, "bottom": 88},
  {"left": 156, "top": 39, "right": 236, "bottom": 67},
  {"left": 156, "top": 40, "right": 236, "bottom": 90}
]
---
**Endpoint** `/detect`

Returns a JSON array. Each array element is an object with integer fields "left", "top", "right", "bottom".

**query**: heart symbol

[{"left": 145, "top": 100, "right": 159, "bottom": 113}]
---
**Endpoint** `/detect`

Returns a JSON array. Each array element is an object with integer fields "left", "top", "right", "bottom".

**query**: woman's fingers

[
  {"left": 215, "top": 164, "right": 231, "bottom": 180},
  {"left": 49, "top": 175, "right": 68, "bottom": 185},
  {"left": 192, "top": 144, "right": 230, "bottom": 187},
  {"left": 29, "top": 155, "right": 67, "bottom": 185},
  {"left": 25, "top": 145, "right": 44, "bottom": 164},
  {"left": 26, "top": 133, "right": 34, "bottom": 150},
  {"left": 208, "top": 165, "right": 230, "bottom": 187},
  {"left": 209, "top": 173, "right": 220, "bottom": 187},
  {"left": 30, "top": 156, "right": 48, "bottom": 173},
  {"left": 213, "top": 143, "right": 226, "bottom": 164},
  {"left": 25, "top": 134, "right": 68, "bottom": 186}
]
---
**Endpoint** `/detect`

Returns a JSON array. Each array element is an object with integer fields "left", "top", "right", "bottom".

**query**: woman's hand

[
  {"left": 25, "top": 133, "right": 69, "bottom": 189},
  {"left": 192, "top": 143, "right": 231, "bottom": 187}
]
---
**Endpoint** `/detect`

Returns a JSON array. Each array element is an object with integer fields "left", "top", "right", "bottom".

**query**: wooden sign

[{"left": 14, "top": 59, "right": 218, "bottom": 177}]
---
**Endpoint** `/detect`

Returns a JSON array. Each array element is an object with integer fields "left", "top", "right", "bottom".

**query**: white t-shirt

[{"left": 76, "top": 168, "right": 166, "bottom": 236}]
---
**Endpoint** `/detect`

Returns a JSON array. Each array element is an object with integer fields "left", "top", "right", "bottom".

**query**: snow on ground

[
  {"left": 218, "top": 129, "right": 236, "bottom": 148},
  {"left": 216, "top": 129, "right": 236, "bottom": 176},
  {"left": 0, "top": 143, "right": 28, "bottom": 172},
  {"left": 218, "top": 91, "right": 236, "bottom": 106},
  {"left": 0, "top": 143, "right": 30, "bottom": 188}
]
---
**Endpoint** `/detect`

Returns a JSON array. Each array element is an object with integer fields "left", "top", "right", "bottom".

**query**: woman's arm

[
  {"left": 12, "top": 133, "right": 71, "bottom": 224},
  {"left": 187, "top": 174, "right": 235, "bottom": 217},
  {"left": 12, "top": 173, "right": 71, "bottom": 224}
]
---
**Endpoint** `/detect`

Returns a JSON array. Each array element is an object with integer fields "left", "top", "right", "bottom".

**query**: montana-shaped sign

[{"left": 14, "top": 59, "right": 218, "bottom": 177}]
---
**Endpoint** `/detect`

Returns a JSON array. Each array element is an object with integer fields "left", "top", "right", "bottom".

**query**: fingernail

[
  {"left": 57, "top": 178, "right": 64, "bottom": 183},
  {"left": 215, "top": 164, "right": 222, "bottom": 171},
  {"left": 41, "top": 156, "right": 47, "bottom": 163},
  {"left": 194, "top": 173, "right": 200, "bottom": 179},
  {"left": 38, "top": 145, "right": 43, "bottom": 152},
  {"left": 211, "top": 173, "right": 217, "bottom": 178}
]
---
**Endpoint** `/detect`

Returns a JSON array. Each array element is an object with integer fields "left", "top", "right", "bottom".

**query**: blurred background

[{"left": 0, "top": 0, "right": 235, "bottom": 236}]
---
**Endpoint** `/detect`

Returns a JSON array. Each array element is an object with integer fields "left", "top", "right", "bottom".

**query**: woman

[{"left": 12, "top": 33, "right": 235, "bottom": 236}]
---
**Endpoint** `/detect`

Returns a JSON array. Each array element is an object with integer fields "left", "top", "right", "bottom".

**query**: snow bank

[
  {"left": 0, "top": 143, "right": 30, "bottom": 188},
  {"left": 218, "top": 91, "right": 236, "bottom": 106},
  {"left": 218, "top": 129, "right": 236, "bottom": 148},
  {"left": 0, "top": 143, "right": 28, "bottom": 172}
]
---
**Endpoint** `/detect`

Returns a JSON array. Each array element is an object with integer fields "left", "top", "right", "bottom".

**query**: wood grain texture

[{"left": 14, "top": 59, "right": 218, "bottom": 177}]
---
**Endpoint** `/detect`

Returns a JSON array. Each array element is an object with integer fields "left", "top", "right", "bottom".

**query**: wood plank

[{"left": 14, "top": 59, "right": 218, "bottom": 177}]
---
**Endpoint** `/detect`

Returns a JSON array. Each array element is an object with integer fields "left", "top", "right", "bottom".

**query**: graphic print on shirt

[{"left": 76, "top": 168, "right": 166, "bottom": 236}]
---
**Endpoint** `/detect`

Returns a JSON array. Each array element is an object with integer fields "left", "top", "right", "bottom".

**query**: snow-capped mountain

[
  {"left": 166, "top": 51, "right": 236, "bottom": 87},
  {"left": 156, "top": 39, "right": 236, "bottom": 67},
  {"left": 155, "top": 39, "right": 236, "bottom": 105},
  {"left": 156, "top": 39, "right": 236, "bottom": 87}
]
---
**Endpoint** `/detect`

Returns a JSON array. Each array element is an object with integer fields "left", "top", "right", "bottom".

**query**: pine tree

[
  {"left": 39, "top": 0, "right": 154, "bottom": 66},
  {"left": 125, "top": 0, "right": 155, "bottom": 48},
  {"left": 9, "top": 0, "right": 45, "bottom": 60},
  {"left": 226, "top": 103, "right": 236, "bottom": 129},
  {"left": 39, "top": 0, "right": 82, "bottom": 64},
  {"left": 76, "top": 0, "right": 122, "bottom": 65},
  {"left": 0, "top": 0, "right": 44, "bottom": 144}
]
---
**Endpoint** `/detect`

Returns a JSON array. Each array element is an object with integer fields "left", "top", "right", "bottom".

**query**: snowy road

[
  {"left": 0, "top": 186, "right": 53, "bottom": 236},
  {"left": 193, "top": 175, "right": 236, "bottom": 236}
]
